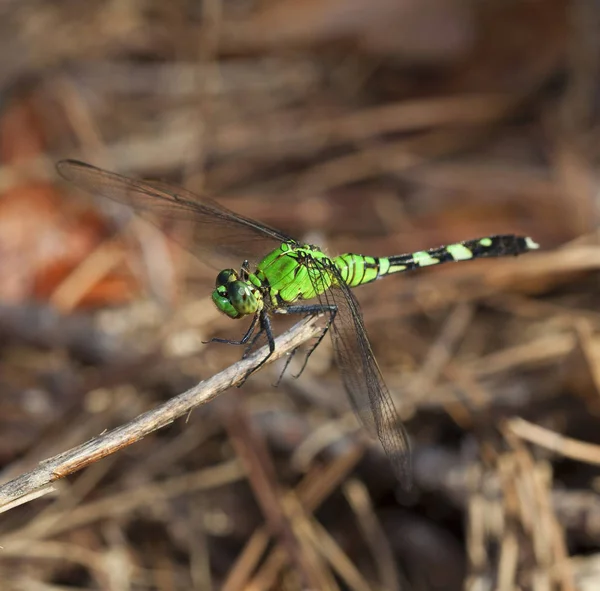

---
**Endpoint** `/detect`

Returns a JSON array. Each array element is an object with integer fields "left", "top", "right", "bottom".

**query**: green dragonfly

[{"left": 57, "top": 159, "right": 539, "bottom": 487}]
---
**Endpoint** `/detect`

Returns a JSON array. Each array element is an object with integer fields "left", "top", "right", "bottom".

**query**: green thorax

[
  {"left": 255, "top": 241, "right": 334, "bottom": 304},
  {"left": 255, "top": 241, "right": 384, "bottom": 305}
]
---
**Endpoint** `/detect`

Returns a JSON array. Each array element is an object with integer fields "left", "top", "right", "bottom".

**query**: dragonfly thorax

[{"left": 211, "top": 268, "right": 263, "bottom": 319}]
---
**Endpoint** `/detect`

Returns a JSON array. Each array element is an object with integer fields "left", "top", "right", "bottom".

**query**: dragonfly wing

[
  {"left": 56, "top": 160, "right": 293, "bottom": 268},
  {"left": 310, "top": 259, "right": 412, "bottom": 486}
]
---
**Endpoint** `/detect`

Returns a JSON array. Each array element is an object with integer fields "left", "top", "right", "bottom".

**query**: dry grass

[{"left": 0, "top": 0, "right": 599, "bottom": 589}]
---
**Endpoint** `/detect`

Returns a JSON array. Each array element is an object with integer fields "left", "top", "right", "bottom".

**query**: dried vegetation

[{"left": 0, "top": 0, "right": 599, "bottom": 589}]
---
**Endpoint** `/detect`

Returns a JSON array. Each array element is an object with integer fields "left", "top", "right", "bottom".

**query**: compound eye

[
  {"left": 227, "top": 281, "right": 259, "bottom": 316},
  {"left": 212, "top": 286, "right": 239, "bottom": 319},
  {"left": 216, "top": 269, "right": 237, "bottom": 288}
]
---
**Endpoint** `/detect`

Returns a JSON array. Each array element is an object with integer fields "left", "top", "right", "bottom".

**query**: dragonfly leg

[
  {"left": 239, "top": 260, "right": 251, "bottom": 281},
  {"left": 241, "top": 319, "right": 266, "bottom": 359},
  {"left": 238, "top": 310, "right": 276, "bottom": 386},
  {"left": 206, "top": 313, "right": 259, "bottom": 346},
  {"left": 274, "top": 304, "right": 337, "bottom": 382}
]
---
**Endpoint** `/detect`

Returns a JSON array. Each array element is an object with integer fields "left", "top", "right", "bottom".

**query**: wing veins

[
  {"left": 56, "top": 160, "right": 293, "bottom": 267},
  {"left": 307, "top": 256, "right": 412, "bottom": 485}
]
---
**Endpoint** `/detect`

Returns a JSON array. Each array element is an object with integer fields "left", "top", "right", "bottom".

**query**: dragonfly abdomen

[
  {"left": 335, "top": 235, "right": 538, "bottom": 287},
  {"left": 379, "top": 234, "right": 539, "bottom": 279},
  {"left": 334, "top": 254, "right": 383, "bottom": 287}
]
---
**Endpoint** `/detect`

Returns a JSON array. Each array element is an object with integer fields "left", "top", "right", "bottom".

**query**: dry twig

[{"left": 0, "top": 317, "right": 323, "bottom": 513}]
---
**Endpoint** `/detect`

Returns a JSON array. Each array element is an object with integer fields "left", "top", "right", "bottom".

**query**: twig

[
  {"left": 507, "top": 417, "right": 600, "bottom": 466},
  {"left": 223, "top": 396, "right": 324, "bottom": 589},
  {"left": 222, "top": 446, "right": 363, "bottom": 591},
  {"left": 0, "top": 317, "right": 323, "bottom": 513},
  {"left": 343, "top": 479, "right": 399, "bottom": 591}
]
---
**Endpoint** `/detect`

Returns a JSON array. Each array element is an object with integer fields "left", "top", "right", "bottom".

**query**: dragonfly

[{"left": 57, "top": 159, "right": 539, "bottom": 487}]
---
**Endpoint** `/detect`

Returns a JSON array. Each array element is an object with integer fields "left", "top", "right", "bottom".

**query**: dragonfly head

[{"left": 212, "top": 268, "right": 261, "bottom": 319}]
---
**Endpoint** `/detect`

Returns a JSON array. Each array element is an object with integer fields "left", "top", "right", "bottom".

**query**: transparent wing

[
  {"left": 310, "top": 259, "right": 412, "bottom": 486},
  {"left": 56, "top": 160, "right": 294, "bottom": 268}
]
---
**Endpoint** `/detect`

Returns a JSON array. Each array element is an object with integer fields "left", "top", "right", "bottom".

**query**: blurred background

[{"left": 0, "top": 0, "right": 599, "bottom": 589}]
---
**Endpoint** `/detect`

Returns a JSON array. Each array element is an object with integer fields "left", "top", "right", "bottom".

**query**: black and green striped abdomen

[{"left": 334, "top": 235, "right": 538, "bottom": 288}]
